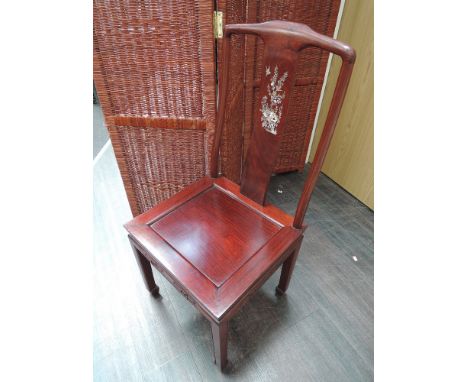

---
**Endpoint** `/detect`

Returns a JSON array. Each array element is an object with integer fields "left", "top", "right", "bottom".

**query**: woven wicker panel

[
  {"left": 93, "top": 0, "right": 215, "bottom": 216},
  {"left": 241, "top": 0, "right": 341, "bottom": 175},
  {"left": 217, "top": 0, "right": 247, "bottom": 183},
  {"left": 109, "top": 126, "right": 207, "bottom": 214},
  {"left": 276, "top": 81, "right": 322, "bottom": 170}
]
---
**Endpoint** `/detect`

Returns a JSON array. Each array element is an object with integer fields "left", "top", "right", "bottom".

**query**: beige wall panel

[{"left": 309, "top": 0, "right": 374, "bottom": 209}]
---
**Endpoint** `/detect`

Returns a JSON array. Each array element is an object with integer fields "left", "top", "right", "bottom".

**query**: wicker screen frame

[{"left": 93, "top": 0, "right": 216, "bottom": 216}]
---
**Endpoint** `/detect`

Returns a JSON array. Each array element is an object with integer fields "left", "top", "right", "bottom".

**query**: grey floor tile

[{"left": 93, "top": 104, "right": 109, "bottom": 158}]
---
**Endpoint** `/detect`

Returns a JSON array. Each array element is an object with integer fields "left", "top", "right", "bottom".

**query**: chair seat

[{"left": 125, "top": 176, "right": 303, "bottom": 321}]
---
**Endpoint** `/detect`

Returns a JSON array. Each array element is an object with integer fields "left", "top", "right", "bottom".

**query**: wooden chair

[{"left": 124, "top": 20, "right": 355, "bottom": 371}]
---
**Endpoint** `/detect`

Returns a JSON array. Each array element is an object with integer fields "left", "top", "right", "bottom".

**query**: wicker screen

[
  {"left": 220, "top": 0, "right": 341, "bottom": 180},
  {"left": 93, "top": 0, "right": 216, "bottom": 216}
]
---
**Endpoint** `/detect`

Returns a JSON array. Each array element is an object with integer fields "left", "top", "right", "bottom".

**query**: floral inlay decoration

[{"left": 261, "top": 66, "right": 288, "bottom": 135}]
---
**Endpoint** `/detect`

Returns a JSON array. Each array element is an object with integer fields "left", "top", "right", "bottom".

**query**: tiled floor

[
  {"left": 93, "top": 104, "right": 108, "bottom": 159},
  {"left": 93, "top": 121, "right": 374, "bottom": 381}
]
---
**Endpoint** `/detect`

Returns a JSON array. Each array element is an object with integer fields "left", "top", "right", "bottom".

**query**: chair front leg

[
  {"left": 129, "top": 237, "right": 160, "bottom": 297},
  {"left": 276, "top": 239, "right": 303, "bottom": 295},
  {"left": 211, "top": 320, "right": 228, "bottom": 370}
]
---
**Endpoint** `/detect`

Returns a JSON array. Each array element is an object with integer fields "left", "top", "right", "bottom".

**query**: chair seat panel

[{"left": 151, "top": 186, "right": 281, "bottom": 287}]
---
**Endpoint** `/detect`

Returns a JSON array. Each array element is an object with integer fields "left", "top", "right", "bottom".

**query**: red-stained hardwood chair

[{"left": 124, "top": 20, "right": 355, "bottom": 370}]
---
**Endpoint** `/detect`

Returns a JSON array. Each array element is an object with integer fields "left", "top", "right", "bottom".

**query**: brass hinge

[{"left": 213, "top": 11, "right": 223, "bottom": 39}]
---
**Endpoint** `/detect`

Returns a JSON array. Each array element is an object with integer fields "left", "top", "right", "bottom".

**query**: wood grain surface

[{"left": 151, "top": 187, "right": 281, "bottom": 287}]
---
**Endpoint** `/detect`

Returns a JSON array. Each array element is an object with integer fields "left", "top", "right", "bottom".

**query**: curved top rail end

[{"left": 224, "top": 20, "right": 356, "bottom": 63}]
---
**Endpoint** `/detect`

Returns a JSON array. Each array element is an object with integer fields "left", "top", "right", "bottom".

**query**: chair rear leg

[
  {"left": 129, "top": 237, "right": 160, "bottom": 297},
  {"left": 276, "top": 239, "right": 303, "bottom": 295}
]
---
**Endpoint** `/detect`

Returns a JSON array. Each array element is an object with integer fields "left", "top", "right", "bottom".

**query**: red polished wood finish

[
  {"left": 240, "top": 41, "right": 298, "bottom": 205},
  {"left": 125, "top": 176, "right": 303, "bottom": 322},
  {"left": 151, "top": 187, "right": 280, "bottom": 287},
  {"left": 211, "top": 320, "right": 228, "bottom": 369},
  {"left": 210, "top": 21, "right": 356, "bottom": 228},
  {"left": 130, "top": 240, "right": 160, "bottom": 297},
  {"left": 127, "top": 20, "right": 355, "bottom": 371}
]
